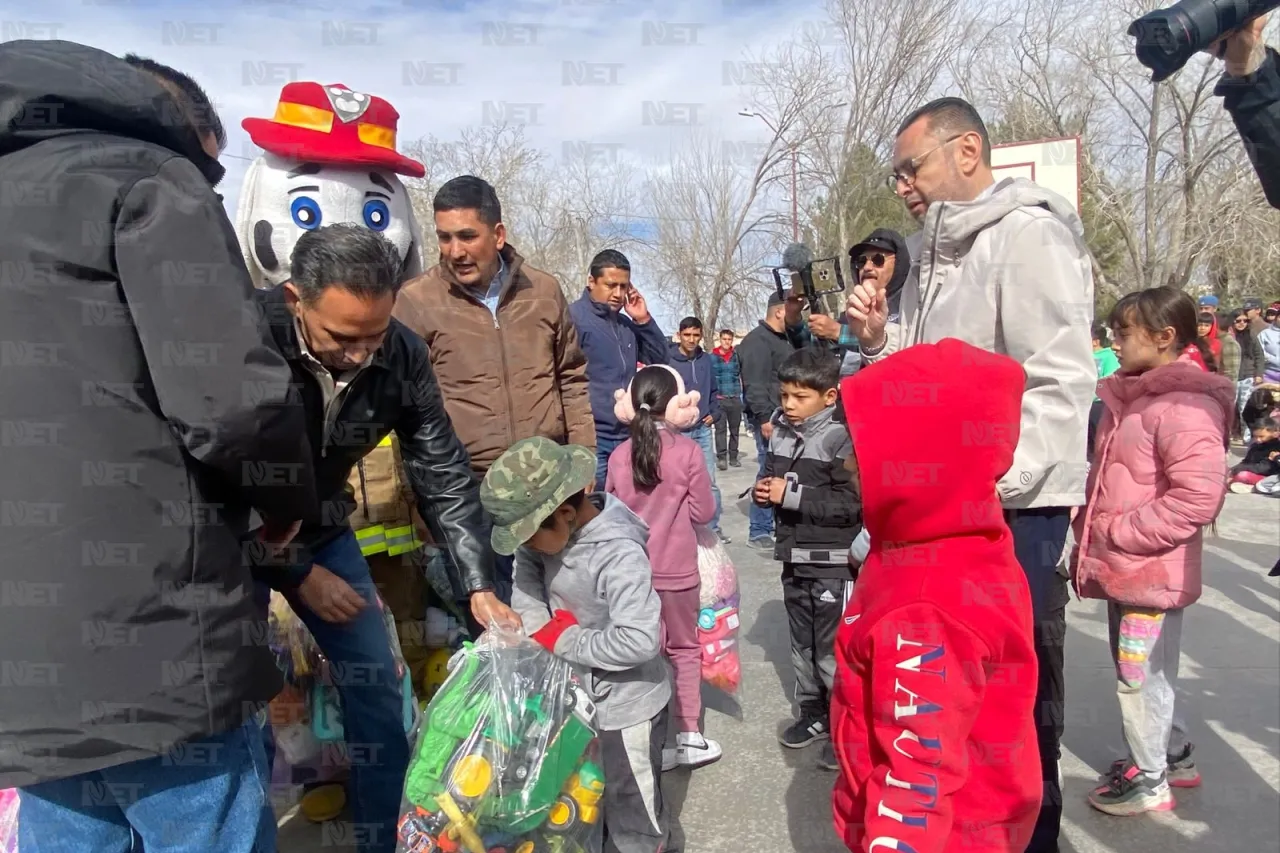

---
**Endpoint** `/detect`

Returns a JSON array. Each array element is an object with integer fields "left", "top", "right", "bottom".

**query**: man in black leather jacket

[
  {"left": 1215, "top": 14, "right": 1280, "bottom": 209},
  {"left": 254, "top": 223, "right": 518, "bottom": 853}
]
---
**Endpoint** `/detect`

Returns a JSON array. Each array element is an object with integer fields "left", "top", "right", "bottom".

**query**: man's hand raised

[
  {"left": 846, "top": 282, "right": 889, "bottom": 349},
  {"left": 1210, "top": 13, "right": 1269, "bottom": 77},
  {"left": 625, "top": 287, "right": 652, "bottom": 325}
]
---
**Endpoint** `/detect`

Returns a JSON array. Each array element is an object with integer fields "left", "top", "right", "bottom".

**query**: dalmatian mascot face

[{"left": 235, "top": 82, "right": 426, "bottom": 288}]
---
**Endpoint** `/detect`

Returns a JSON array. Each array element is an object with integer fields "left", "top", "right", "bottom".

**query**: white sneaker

[
  {"left": 1229, "top": 481, "right": 1256, "bottom": 494},
  {"left": 661, "top": 748, "right": 677, "bottom": 772},
  {"left": 673, "top": 731, "right": 722, "bottom": 769}
]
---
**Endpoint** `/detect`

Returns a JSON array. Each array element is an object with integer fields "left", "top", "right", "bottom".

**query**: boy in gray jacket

[{"left": 480, "top": 437, "right": 671, "bottom": 853}]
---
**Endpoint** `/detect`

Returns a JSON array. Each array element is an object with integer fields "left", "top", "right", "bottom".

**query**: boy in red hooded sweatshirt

[{"left": 830, "top": 338, "right": 1042, "bottom": 853}]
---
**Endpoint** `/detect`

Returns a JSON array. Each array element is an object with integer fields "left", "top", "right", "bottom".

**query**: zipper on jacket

[
  {"left": 494, "top": 307, "right": 518, "bottom": 447},
  {"left": 913, "top": 203, "right": 948, "bottom": 348},
  {"left": 459, "top": 276, "right": 519, "bottom": 445}
]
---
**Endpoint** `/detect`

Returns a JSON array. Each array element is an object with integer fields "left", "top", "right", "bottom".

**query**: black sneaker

[
  {"left": 748, "top": 535, "right": 775, "bottom": 552},
  {"left": 779, "top": 715, "right": 828, "bottom": 749},
  {"left": 730, "top": 457, "right": 742, "bottom": 468},
  {"left": 717, "top": 458, "right": 729, "bottom": 471}
]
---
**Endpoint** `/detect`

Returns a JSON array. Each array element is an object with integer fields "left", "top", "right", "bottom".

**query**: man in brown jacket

[{"left": 395, "top": 175, "right": 595, "bottom": 602}]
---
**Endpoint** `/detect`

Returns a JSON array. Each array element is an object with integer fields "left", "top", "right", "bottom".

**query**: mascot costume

[{"left": 237, "top": 82, "right": 456, "bottom": 824}]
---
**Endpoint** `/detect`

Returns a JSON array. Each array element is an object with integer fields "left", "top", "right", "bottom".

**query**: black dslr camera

[{"left": 1130, "top": 0, "right": 1278, "bottom": 81}]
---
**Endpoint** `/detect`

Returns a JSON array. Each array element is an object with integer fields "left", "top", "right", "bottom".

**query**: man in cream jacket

[{"left": 846, "top": 97, "right": 1095, "bottom": 853}]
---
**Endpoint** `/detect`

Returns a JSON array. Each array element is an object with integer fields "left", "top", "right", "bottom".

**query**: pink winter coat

[
  {"left": 1072, "top": 357, "right": 1234, "bottom": 609},
  {"left": 606, "top": 429, "right": 716, "bottom": 591}
]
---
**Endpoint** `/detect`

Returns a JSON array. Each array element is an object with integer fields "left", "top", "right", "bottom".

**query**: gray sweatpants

[
  {"left": 599, "top": 709, "right": 669, "bottom": 853},
  {"left": 1108, "top": 604, "right": 1188, "bottom": 776}
]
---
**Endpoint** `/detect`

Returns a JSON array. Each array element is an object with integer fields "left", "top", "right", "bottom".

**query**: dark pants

[
  {"left": 1087, "top": 399, "right": 1104, "bottom": 462},
  {"left": 1006, "top": 507, "right": 1071, "bottom": 853},
  {"left": 749, "top": 422, "right": 774, "bottom": 540},
  {"left": 269, "top": 530, "right": 411, "bottom": 853},
  {"left": 714, "top": 396, "right": 743, "bottom": 462},
  {"left": 783, "top": 574, "right": 852, "bottom": 720},
  {"left": 598, "top": 709, "right": 669, "bottom": 853}
]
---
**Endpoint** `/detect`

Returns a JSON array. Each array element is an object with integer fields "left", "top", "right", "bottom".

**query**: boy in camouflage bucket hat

[
  {"left": 480, "top": 437, "right": 673, "bottom": 853},
  {"left": 481, "top": 437, "right": 597, "bottom": 555}
]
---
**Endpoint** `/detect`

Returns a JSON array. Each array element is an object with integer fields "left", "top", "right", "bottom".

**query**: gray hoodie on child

[{"left": 512, "top": 493, "right": 671, "bottom": 731}]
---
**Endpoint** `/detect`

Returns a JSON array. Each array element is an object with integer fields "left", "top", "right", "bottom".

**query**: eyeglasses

[
  {"left": 885, "top": 134, "right": 965, "bottom": 191},
  {"left": 1234, "top": 318, "right": 1249, "bottom": 324},
  {"left": 854, "top": 253, "right": 887, "bottom": 269}
]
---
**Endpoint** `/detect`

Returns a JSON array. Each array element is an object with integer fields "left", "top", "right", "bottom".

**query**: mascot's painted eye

[
  {"left": 363, "top": 199, "right": 391, "bottom": 232},
  {"left": 290, "top": 196, "right": 322, "bottom": 231}
]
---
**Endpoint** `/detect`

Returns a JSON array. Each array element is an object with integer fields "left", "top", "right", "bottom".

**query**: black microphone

[{"left": 781, "top": 242, "right": 814, "bottom": 274}]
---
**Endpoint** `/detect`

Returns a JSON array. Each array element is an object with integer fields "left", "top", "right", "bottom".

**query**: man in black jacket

[
  {"left": 255, "top": 223, "right": 513, "bottom": 853},
  {"left": 0, "top": 41, "right": 315, "bottom": 851},
  {"left": 1216, "top": 14, "right": 1280, "bottom": 208},
  {"left": 737, "top": 290, "right": 807, "bottom": 549}
]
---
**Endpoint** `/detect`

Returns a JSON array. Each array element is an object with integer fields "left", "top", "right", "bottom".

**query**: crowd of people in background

[{"left": 2, "top": 27, "right": 1278, "bottom": 853}]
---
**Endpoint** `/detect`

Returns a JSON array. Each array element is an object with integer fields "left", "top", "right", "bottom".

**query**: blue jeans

[
  {"left": 749, "top": 423, "right": 774, "bottom": 540},
  {"left": 19, "top": 717, "right": 274, "bottom": 853},
  {"left": 1236, "top": 378, "right": 1256, "bottom": 442},
  {"left": 687, "top": 423, "right": 722, "bottom": 531},
  {"left": 268, "top": 530, "right": 410, "bottom": 853},
  {"left": 595, "top": 432, "right": 624, "bottom": 489}
]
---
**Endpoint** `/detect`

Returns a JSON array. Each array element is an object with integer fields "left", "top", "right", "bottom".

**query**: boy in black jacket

[
  {"left": 753, "top": 349, "right": 862, "bottom": 772},
  {"left": 1229, "top": 417, "right": 1280, "bottom": 492}
]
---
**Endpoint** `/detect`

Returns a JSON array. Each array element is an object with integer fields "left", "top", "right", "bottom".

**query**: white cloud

[{"left": 2, "top": 0, "right": 826, "bottom": 217}]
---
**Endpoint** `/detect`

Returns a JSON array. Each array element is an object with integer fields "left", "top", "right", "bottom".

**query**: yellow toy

[{"left": 422, "top": 648, "right": 453, "bottom": 701}]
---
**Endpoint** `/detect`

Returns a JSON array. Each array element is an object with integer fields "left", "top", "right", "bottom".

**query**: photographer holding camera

[
  {"left": 1131, "top": 2, "right": 1278, "bottom": 206},
  {"left": 1214, "top": 15, "right": 1280, "bottom": 207}
]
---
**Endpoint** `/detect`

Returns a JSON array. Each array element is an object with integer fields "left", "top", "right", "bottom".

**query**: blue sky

[{"left": 2, "top": 0, "right": 827, "bottom": 219}]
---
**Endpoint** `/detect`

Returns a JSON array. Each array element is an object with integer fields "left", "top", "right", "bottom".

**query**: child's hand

[
  {"left": 753, "top": 477, "right": 785, "bottom": 505},
  {"left": 1269, "top": 450, "right": 1279, "bottom": 461}
]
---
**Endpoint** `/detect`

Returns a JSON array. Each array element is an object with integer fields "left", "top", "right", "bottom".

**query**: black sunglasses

[{"left": 854, "top": 253, "right": 887, "bottom": 269}]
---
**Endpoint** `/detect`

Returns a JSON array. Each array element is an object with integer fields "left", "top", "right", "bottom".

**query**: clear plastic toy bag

[
  {"left": 695, "top": 525, "right": 743, "bottom": 712},
  {"left": 396, "top": 628, "right": 605, "bottom": 853},
  {"left": 0, "top": 788, "right": 17, "bottom": 853}
]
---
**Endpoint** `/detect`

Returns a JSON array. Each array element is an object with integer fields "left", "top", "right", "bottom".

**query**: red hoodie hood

[{"left": 839, "top": 338, "right": 1026, "bottom": 548}]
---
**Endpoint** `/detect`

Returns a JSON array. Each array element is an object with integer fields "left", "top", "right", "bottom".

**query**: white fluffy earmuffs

[{"left": 613, "top": 364, "right": 702, "bottom": 431}]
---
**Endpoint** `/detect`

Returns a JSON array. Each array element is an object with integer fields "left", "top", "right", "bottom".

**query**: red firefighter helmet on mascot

[{"left": 234, "top": 82, "right": 426, "bottom": 289}]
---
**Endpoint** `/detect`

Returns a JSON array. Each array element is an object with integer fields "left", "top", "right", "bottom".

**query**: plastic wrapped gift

[
  {"left": 694, "top": 525, "right": 743, "bottom": 705},
  {"left": 396, "top": 629, "right": 604, "bottom": 853}
]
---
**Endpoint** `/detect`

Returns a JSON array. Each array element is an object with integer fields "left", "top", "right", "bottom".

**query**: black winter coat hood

[
  {"left": 0, "top": 39, "right": 315, "bottom": 786},
  {"left": 0, "top": 39, "right": 224, "bottom": 185},
  {"left": 850, "top": 228, "right": 911, "bottom": 318}
]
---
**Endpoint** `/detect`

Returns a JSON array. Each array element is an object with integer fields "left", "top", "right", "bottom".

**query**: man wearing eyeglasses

[{"left": 846, "top": 97, "right": 1095, "bottom": 853}]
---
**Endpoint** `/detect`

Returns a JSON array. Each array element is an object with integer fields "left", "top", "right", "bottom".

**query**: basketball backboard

[{"left": 990, "top": 137, "right": 1081, "bottom": 215}]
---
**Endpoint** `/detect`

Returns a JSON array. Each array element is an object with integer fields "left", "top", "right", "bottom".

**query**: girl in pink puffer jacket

[{"left": 1075, "top": 286, "right": 1234, "bottom": 818}]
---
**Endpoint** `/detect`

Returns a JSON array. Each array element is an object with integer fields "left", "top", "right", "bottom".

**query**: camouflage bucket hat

[{"left": 480, "top": 437, "right": 597, "bottom": 556}]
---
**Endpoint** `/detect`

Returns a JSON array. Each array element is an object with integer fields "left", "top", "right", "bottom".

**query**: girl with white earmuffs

[{"left": 606, "top": 365, "right": 724, "bottom": 770}]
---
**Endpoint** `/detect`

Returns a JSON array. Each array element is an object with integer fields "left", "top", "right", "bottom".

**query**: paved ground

[{"left": 280, "top": 435, "right": 1280, "bottom": 852}]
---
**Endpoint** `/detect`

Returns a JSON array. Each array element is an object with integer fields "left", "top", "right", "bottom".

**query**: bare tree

[
  {"left": 642, "top": 133, "right": 790, "bottom": 334},
  {"left": 402, "top": 125, "right": 643, "bottom": 294},
  {"left": 974, "top": 0, "right": 1280, "bottom": 301},
  {"left": 784, "top": 0, "right": 1005, "bottom": 255}
]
